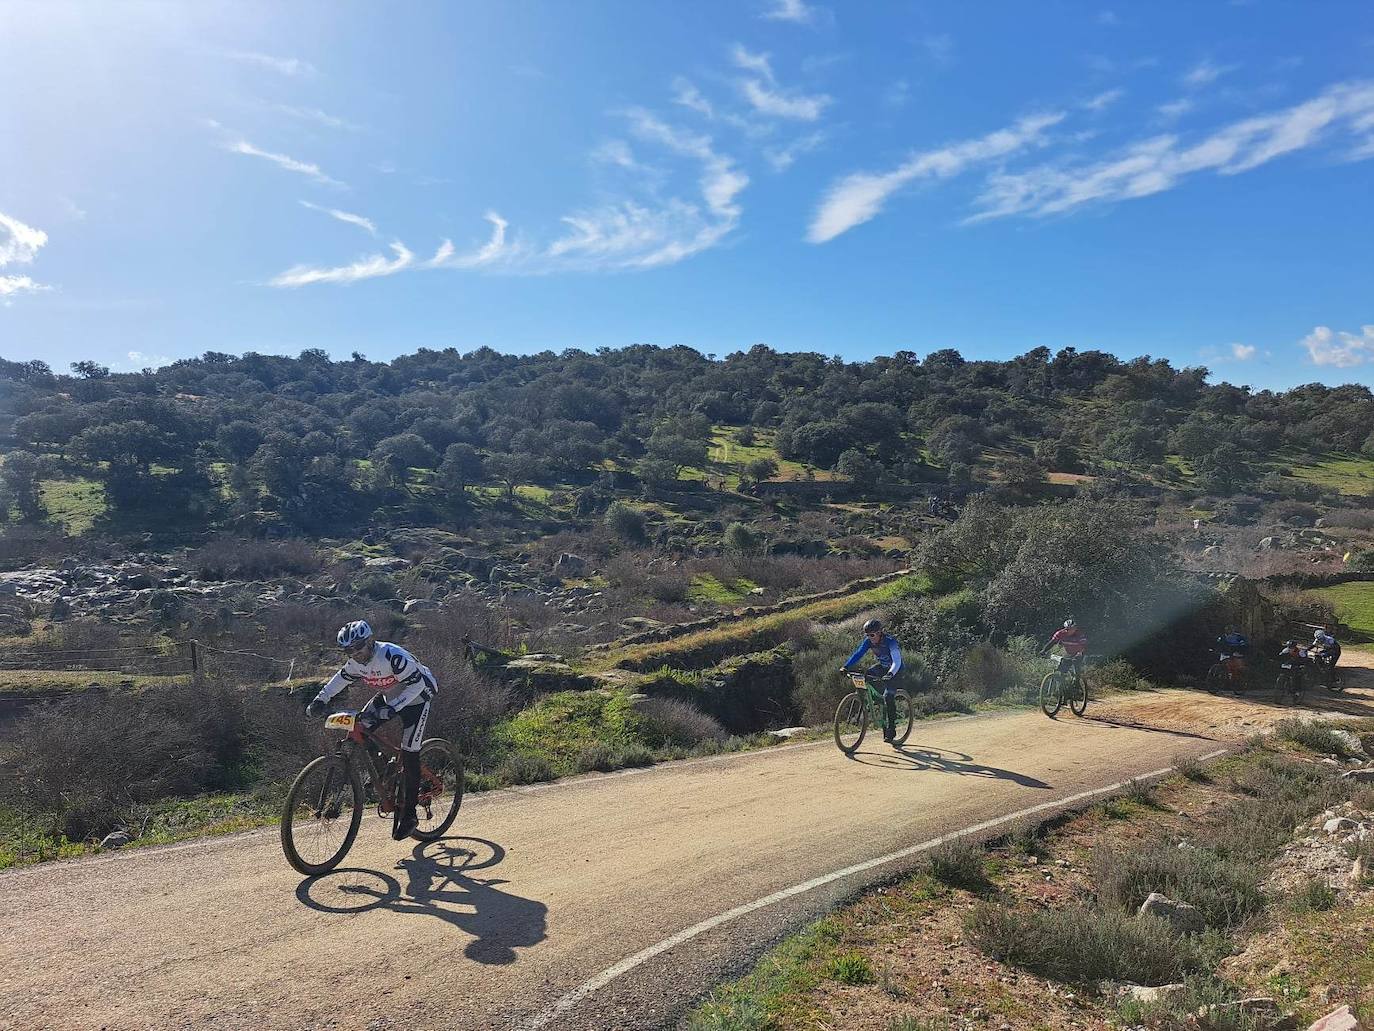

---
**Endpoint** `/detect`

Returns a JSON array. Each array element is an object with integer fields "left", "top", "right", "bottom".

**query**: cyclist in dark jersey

[{"left": 842, "top": 618, "right": 904, "bottom": 742}]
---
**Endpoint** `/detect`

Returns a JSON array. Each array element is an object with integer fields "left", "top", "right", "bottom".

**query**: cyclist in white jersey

[{"left": 308, "top": 620, "right": 438, "bottom": 840}]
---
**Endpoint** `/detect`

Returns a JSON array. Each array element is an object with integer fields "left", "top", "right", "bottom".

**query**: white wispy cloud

[
  {"left": 1097, "top": 10, "right": 1120, "bottom": 26},
  {"left": 972, "top": 80, "right": 1374, "bottom": 222},
  {"left": 427, "top": 214, "right": 512, "bottom": 269},
  {"left": 1302, "top": 325, "right": 1374, "bottom": 367},
  {"left": 276, "top": 105, "right": 362, "bottom": 131},
  {"left": 1157, "top": 98, "right": 1195, "bottom": 121},
  {"left": 922, "top": 34, "right": 956, "bottom": 66},
  {"left": 1230, "top": 343, "right": 1257, "bottom": 360},
  {"left": 764, "top": 131, "right": 825, "bottom": 171},
  {"left": 0, "top": 211, "right": 50, "bottom": 300},
  {"left": 270, "top": 214, "right": 512, "bottom": 287},
  {"left": 761, "top": 0, "right": 816, "bottom": 24},
  {"left": 271, "top": 242, "right": 413, "bottom": 287},
  {"left": 0, "top": 212, "right": 46, "bottom": 267},
  {"left": 0, "top": 275, "right": 49, "bottom": 298},
  {"left": 731, "top": 44, "right": 831, "bottom": 121},
  {"left": 1083, "top": 89, "right": 1124, "bottom": 112},
  {"left": 300, "top": 201, "right": 376, "bottom": 236},
  {"left": 807, "top": 111, "right": 1065, "bottom": 243},
  {"left": 224, "top": 139, "right": 346, "bottom": 187},
  {"left": 127, "top": 350, "right": 173, "bottom": 369},
  {"left": 673, "top": 78, "right": 716, "bottom": 118},
  {"left": 223, "top": 51, "right": 316, "bottom": 77},
  {"left": 1182, "top": 59, "right": 1236, "bottom": 89}
]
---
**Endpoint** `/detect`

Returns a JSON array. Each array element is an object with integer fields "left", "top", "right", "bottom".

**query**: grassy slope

[{"left": 1311, "top": 581, "right": 1374, "bottom": 643}]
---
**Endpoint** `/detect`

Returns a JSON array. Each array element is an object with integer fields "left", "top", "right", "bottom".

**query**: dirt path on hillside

[{"left": 3, "top": 661, "right": 1371, "bottom": 1031}]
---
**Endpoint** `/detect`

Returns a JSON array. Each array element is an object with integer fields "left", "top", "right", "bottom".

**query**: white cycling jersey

[{"left": 314, "top": 641, "right": 438, "bottom": 711}]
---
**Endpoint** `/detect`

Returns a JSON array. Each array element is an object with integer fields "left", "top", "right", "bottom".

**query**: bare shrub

[
  {"left": 967, "top": 904, "right": 1202, "bottom": 986},
  {"left": 192, "top": 536, "right": 322, "bottom": 581},
  {"left": 929, "top": 836, "right": 988, "bottom": 890},
  {"left": 1322, "top": 509, "right": 1374, "bottom": 530},
  {"left": 636, "top": 696, "right": 727, "bottom": 747}
]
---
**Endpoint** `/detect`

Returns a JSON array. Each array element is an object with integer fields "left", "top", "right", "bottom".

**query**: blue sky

[{"left": 2, "top": 0, "right": 1372, "bottom": 390}]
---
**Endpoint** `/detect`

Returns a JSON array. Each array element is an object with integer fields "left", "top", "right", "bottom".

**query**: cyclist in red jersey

[{"left": 1042, "top": 618, "right": 1088, "bottom": 678}]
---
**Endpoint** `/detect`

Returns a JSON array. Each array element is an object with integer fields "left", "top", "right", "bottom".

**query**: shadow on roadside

[
  {"left": 294, "top": 836, "right": 547, "bottom": 964},
  {"left": 848, "top": 742, "right": 1051, "bottom": 789}
]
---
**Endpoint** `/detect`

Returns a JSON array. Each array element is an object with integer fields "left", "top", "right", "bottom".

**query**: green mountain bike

[
  {"left": 834, "top": 671, "right": 914, "bottom": 754},
  {"left": 1040, "top": 653, "right": 1089, "bottom": 718}
]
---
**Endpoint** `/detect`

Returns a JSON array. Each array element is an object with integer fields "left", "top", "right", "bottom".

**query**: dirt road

[{"left": 4, "top": 660, "right": 1371, "bottom": 1031}]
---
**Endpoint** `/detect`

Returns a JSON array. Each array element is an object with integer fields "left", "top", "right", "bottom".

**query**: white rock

[{"left": 1324, "top": 817, "right": 1361, "bottom": 835}]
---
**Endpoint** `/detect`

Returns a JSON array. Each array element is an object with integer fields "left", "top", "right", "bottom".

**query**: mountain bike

[
  {"left": 1205, "top": 653, "right": 1248, "bottom": 695},
  {"left": 1040, "top": 653, "right": 1089, "bottom": 718},
  {"left": 834, "top": 671, "right": 913, "bottom": 754},
  {"left": 281, "top": 708, "right": 464, "bottom": 875},
  {"left": 1309, "top": 648, "right": 1345, "bottom": 693},
  {"left": 1276, "top": 658, "right": 1307, "bottom": 706}
]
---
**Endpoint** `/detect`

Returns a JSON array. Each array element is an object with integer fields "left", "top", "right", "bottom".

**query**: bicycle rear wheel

[
  {"left": 890, "top": 690, "right": 914, "bottom": 746},
  {"left": 411, "top": 738, "right": 464, "bottom": 841},
  {"left": 281, "top": 755, "right": 364, "bottom": 876},
  {"left": 1068, "top": 672, "right": 1089, "bottom": 717},
  {"left": 834, "top": 692, "right": 868, "bottom": 754},
  {"left": 1040, "top": 673, "right": 1064, "bottom": 717}
]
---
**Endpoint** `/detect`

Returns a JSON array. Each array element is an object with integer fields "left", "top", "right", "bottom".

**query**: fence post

[
  {"left": 286, "top": 659, "right": 296, "bottom": 683},
  {"left": 189, "top": 640, "right": 201, "bottom": 683}
]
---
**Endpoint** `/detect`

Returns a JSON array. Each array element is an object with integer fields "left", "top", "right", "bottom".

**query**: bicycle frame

[
  {"left": 323, "top": 711, "right": 443, "bottom": 813},
  {"left": 847, "top": 671, "right": 890, "bottom": 730}
]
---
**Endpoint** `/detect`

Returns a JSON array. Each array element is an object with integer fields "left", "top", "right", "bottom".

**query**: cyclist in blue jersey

[{"left": 841, "top": 618, "right": 904, "bottom": 742}]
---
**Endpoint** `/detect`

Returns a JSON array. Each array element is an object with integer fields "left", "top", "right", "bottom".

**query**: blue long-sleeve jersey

[{"left": 843, "top": 633, "right": 903, "bottom": 677}]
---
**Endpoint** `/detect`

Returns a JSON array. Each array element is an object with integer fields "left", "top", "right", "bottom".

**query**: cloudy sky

[{"left": 2, "top": 0, "right": 1372, "bottom": 388}]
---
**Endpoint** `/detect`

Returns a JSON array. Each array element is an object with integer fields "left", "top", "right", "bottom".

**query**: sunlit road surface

[{"left": 4, "top": 665, "right": 1369, "bottom": 1031}]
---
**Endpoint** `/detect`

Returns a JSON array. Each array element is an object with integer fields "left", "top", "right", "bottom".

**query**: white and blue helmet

[{"left": 337, "top": 620, "right": 373, "bottom": 649}]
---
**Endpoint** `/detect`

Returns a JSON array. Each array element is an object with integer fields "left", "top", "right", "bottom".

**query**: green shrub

[
  {"left": 1173, "top": 754, "right": 1209, "bottom": 782},
  {"left": 636, "top": 696, "right": 727, "bottom": 747},
  {"left": 498, "top": 753, "right": 557, "bottom": 785},
  {"left": 687, "top": 997, "right": 770, "bottom": 1031},
  {"left": 825, "top": 950, "right": 876, "bottom": 986},
  {"left": 793, "top": 626, "right": 862, "bottom": 724},
  {"left": 1275, "top": 718, "right": 1360, "bottom": 758},
  {"left": 1290, "top": 877, "right": 1336, "bottom": 913},
  {"left": 1093, "top": 842, "right": 1264, "bottom": 930},
  {"left": 1093, "top": 659, "right": 1152, "bottom": 693},
  {"left": 353, "top": 573, "right": 398, "bottom": 601},
  {"left": 929, "top": 836, "right": 989, "bottom": 890},
  {"left": 573, "top": 742, "right": 623, "bottom": 773},
  {"left": 604, "top": 502, "right": 646, "bottom": 543},
  {"left": 967, "top": 904, "right": 1202, "bottom": 985},
  {"left": 909, "top": 689, "right": 977, "bottom": 717}
]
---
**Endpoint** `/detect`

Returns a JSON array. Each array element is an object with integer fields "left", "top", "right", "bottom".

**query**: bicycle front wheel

[
  {"left": 281, "top": 755, "right": 364, "bottom": 876},
  {"left": 890, "top": 690, "right": 915, "bottom": 746},
  {"left": 834, "top": 692, "right": 868, "bottom": 754},
  {"left": 412, "top": 738, "right": 464, "bottom": 841},
  {"left": 1040, "top": 673, "right": 1064, "bottom": 717},
  {"left": 1069, "top": 673, "right": 1089, "bottom": 717},
  {"left": 1205, "top": 663, "right": 1225, "bottom": 695}
]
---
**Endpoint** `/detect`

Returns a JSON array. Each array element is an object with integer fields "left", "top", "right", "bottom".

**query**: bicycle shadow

[
  {"left": 848, "top": 742, "right": 1051, "bottom": 789},
  {"left": 294, "top": 836, "right": 547, "bottom": 965}
]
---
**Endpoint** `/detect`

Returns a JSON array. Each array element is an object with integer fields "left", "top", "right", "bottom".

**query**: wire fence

[{"left": 0, "top": 640, "right": 302, "bottom": 681}]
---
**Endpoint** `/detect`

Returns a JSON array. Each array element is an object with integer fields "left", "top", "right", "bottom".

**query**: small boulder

[
  {"left": 552, "top": 553, "right": 587, "bottom": 577},
  {"left": 1308, "top": 1005, "right": 1361, "bottom": 1031},
  {"left": 1139, "top": 892, "right": 1205, "bottom": 933},
  {"left": 1324, "top": 817, "right": 1361, "bottom": 835},
  {"left": 403, "top": 598, "right": 440, "bottom": 614},
  {"left": 1122, "top": 983, "right": 1187, "bottom": 1007},
  {"left": 1259, "top": 536, "right": 1281, "bottom": 550},
  {"left": 100, "top": 830, "right": 132, "bottom": 850},
  {"left": 1330, "top": 730, "right": 1367, "bottom": 757},
  {"left": 768, "top": 727, "right": 809, "bottom": 739},
  {"left": 364, "top": 557, "right": 410, "bottom": 571},
  {"left": 1341, "top": 769, "right": 1374, "bottom": 784}
]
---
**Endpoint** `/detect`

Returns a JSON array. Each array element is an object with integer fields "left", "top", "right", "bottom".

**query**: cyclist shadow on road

[
  {"left": 849, "top": 743, "right": 1051, "bottom": 789},
  {"left": 294, "top": 836, "right": 547, "bottom": 965}
]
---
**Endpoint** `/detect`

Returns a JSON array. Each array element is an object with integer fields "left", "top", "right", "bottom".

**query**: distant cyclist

[
  {"left": 307, "top": 621, "right": 439, "bottom": 840},
  {"left": 1042, "top": 619, "right": 1088, "bottom": 678},
  {"left": 1216, "top": 625, "right": 1250, "bottom": 669},
  {"left": 841, "top": 618, "right": 904, "bottom": 742},
  {"left": 1311, "top": 625, "right": 1341, "bottom": 675}
]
